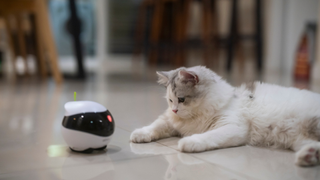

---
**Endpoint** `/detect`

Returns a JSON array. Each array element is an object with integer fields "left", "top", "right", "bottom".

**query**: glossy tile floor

[{"left": 1, "top": 56, "right": 320, "bottom": 180}]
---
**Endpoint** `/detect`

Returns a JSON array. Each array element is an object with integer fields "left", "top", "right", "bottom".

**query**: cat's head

[
  {"left": 157, "top": 66, "right": 234, "bottom": 118},
  {"left": 157, "top": 67, "right": 204, "bottom": 118}
]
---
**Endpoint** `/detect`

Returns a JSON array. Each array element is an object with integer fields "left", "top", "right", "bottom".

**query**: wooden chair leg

[
  {"left": 161, "top": 3, "right": 172, "bottom": 65},
  {"left": 4, "top": 16, "right": 18, "bottom": 77},
  {"left": 132, "top": 0, "right": 149, "bottom": 73},
  {"left": 133, "top": 0, "right": 148, "bottom": 59},
  {"left": 202, "top": 0, "right": 212, "bottom": 67},
  {"left": 178, "top": 0, "right": 191, "bottom": 67},
  {"left": 210, "top": 0, "right": 220, "bottom": 69},
  {"left": 16, "top": 14, "right": 29, "bottom": 76},
  {"left": 34, "top": 0, "right": 62, "bottom": 83},
  {"left": 255, "top": 0, "right": 263, "bottom": 71},
  {"left": 173, "top": 0, "right": 183, "bottom": 67},
  {"left": 226, "top": 0, "right": 237, "bottom": 71},
  {"left": 171, "top": 0, "right": 191, "bottom": 68},
  {"left": 149, "top": 0, "right": 164, "bottom": 66},
  {"left": 30, "top": 14, "right": 47, "bottom": 78}
]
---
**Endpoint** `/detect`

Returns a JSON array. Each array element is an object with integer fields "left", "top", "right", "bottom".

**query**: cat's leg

[
  {"left": 130, "top": 113, "right": 177, "bottom": 143},
  {"left": 293, "top": 139, "right": 320, "bottom": 166},
  {"left": 178, "top": 124, "right": 248, "bottom": 152}
]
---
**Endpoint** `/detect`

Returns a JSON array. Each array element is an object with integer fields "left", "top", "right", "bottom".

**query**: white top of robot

[{"left": 64, "top": 101, "right": 107, "bottom": 116}]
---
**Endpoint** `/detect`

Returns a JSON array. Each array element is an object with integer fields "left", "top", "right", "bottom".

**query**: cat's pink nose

[{"left": 172, "top": 109, "right": 178, "bottom": 113}]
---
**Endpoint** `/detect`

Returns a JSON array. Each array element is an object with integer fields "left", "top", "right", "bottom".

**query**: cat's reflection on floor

[
  {"left": 130, "top": 143, "right": 247, "bottom": 180},
  {"left": 130, "top": 142, "right": 320, "bottom": 180}
]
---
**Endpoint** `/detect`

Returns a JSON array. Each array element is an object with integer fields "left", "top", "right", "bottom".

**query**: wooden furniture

[
  {"left": 0, "top": 0, "right": 63, "bottom": 83},
  {"left": 134, "top": 0, "right": 220, "bottom": 67},
  {"left": 226, "top": 0, "right": 264, "bottom": 72}
]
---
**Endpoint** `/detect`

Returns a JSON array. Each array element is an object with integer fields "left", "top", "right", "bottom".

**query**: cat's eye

[
  {"left": 169, "top": 99, "right": 173, "bottom": 102},
  {"left": 178, "top": 97, "right": 185, "bottom": 103}
]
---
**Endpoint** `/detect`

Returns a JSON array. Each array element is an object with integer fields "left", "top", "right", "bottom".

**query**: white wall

[
  {"left": 266, "top": 0, "right": 286, "bottom": 72},
  {"left": 267, "top": 0, "right": 319, "bottom": 75},
  {"left": 314, "top": 2, "right": 320, "bottom": 81}
]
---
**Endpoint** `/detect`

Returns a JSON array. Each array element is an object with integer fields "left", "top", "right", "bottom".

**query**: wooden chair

[
  {"left": 0, "top": 0, "right": 63, "bottom": 83},
  {"left": 133, "top": 0, "right": 220, "bottom": 67},
  {"left": 226, "top": 0, "right": 264, "bottom": 72}
]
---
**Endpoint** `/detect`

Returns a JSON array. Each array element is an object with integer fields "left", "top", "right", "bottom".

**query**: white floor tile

[{"left": 0, "top": 154, "right": 253, "bottom": 180}]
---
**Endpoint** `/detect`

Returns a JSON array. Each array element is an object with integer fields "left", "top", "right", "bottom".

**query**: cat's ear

[
  {"left": 156, "top": 71, "right": 169, "bottom": 86},
  {"left": 179, "top": 70, "right": 199, "bottom": 85}
]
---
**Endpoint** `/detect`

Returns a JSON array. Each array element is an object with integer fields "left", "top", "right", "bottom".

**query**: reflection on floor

[{"left": 0, "top": 55, "right": 320, "bottom": 180}]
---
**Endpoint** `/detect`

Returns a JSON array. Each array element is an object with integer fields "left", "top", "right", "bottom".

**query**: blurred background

[
  {"left": 1, "top": 1, "right": 320, "bottom": 179},
  {"left": 0, "top": 0, "right": 319, "bottom": 88}
]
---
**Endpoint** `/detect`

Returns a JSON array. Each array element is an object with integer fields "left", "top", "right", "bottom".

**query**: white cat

[{"left": 130, "top": 66, "right": 320, "bottom": 166}]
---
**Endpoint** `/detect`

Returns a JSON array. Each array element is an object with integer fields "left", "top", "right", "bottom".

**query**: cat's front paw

[
  {"left": 130, "top": 128, "right": 153, "bottom": 143},
  {"left": 295, "top": 143, "right": 320, "bottom": 166},
  {"left": 178, "top": 136, "right": 207, "bottom": 153}
]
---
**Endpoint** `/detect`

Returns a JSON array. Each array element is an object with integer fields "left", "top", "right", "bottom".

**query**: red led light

[{"left": 107, "top": 115, "right": 112, "bottom": 122}]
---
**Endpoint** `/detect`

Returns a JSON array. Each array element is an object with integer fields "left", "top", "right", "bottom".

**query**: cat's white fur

[{"left": 130, "top": 66, "right": 320, "bottom": 166}]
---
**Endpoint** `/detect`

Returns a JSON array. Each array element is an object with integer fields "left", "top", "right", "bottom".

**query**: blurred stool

[
  {"left": 134, "top": 0, "right": 220, "bottom": 67},
  {"left": 226, "top": 0, "right": 264, "bottom": 72},
  {"left": 0, "top": 0, "right": 63, "bottom": 83}
]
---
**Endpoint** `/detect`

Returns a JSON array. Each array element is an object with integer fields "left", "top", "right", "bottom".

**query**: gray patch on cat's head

[
  {"left": 169, "top": 70, "right": 201, "bottom": 106},
  {"left": 170, "top": 72, "right": 179, "bottom": 92},
  {"left": 156, "top": 67, "right": 185, "bottom": 87}
]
